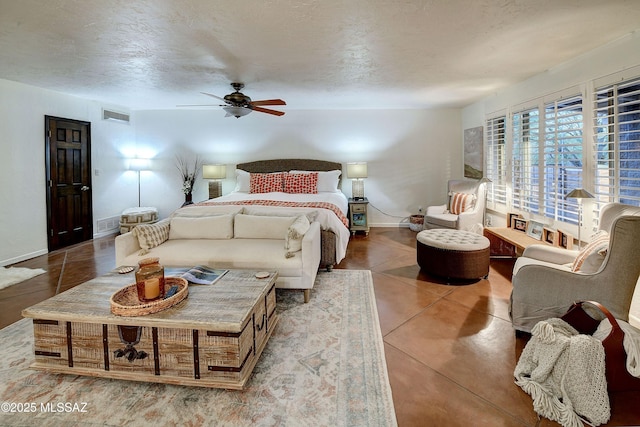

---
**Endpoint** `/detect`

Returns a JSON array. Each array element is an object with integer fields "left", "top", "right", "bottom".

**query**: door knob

[{"left": 81, "top": 186, "right": 90, "bottom": 191}]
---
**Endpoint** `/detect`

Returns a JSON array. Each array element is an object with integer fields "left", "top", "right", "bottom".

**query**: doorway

[{"left": 45, "top": 116, "right": 93, "bottom": 251}]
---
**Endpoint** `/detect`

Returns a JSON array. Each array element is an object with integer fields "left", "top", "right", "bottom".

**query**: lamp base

[
  {"left": 208, "top": 181, "right": 222, "bottom": 200},
  {"left": 352, "top": 180, "right": 365, "bottom": 199}
]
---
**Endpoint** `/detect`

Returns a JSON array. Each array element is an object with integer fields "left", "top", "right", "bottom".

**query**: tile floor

[{"left": 1, "top": 228, "right": 637, "bottom": 426}]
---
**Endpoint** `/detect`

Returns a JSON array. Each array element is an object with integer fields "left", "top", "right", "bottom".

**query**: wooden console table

[{"left": 484, "top": 227, "right": 551, "bottom": 258}]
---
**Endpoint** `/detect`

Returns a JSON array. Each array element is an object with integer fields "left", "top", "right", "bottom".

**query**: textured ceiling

[{"left": 1, "top": 0, "right": 640, "bottom": 111}]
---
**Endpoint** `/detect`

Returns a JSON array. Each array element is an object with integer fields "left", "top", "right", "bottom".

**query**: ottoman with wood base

[{"left": 416, "top": 229, "right": 490, "bottom": 280}]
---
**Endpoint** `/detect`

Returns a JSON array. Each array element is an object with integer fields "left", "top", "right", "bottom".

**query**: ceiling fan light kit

[{"left": 196, "top": 83, "right": 286, "bottom": 118}]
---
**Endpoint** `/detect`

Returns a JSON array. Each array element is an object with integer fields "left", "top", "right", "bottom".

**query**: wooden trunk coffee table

[{"left": 21, "top": 269, "right": 278, "bottom": 389}]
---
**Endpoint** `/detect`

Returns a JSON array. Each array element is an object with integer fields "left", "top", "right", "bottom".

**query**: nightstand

[{"left": 348, "top": 198, "right": 369, "bottom": 235}]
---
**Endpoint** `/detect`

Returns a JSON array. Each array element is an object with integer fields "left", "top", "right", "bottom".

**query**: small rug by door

[
  {"left": 0, "top": 270, "right": 396, "bottom": 427},
  {"left": 0, "top": 267, "right": 46, "bottom": 290}
]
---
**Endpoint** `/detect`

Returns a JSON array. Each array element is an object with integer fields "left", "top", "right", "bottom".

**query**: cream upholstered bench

[{"left": 416, "top": 229, "right": 490, "bottom": 280}]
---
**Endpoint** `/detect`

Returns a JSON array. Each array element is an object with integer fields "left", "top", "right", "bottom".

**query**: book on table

[{"left": 165, "top": 266, "right": 228, "bottom": 285}]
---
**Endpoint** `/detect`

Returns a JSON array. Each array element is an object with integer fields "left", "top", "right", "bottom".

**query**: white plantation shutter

[
  {"left": 543, "top": 95, "right": 583, "bottom": 224},
  {"left": 485, "top": 116, "right": 507, "bottom": 207},
  {"left": 593, "top": 77, "right": 640, "bottom": 221},
  {"left": 512, "top": 108, "right": 540, "bottom": 214}
]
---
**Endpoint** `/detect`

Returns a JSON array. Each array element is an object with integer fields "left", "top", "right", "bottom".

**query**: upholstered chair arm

[
  {"left": 520, "top": 244, "right": 579, "bottom": 265},
  {"left": 511, "top": 265, "right": 623, "bottom": 333},
  {"left": 426, "top": 204, "right": 447, "bottom": 215}
]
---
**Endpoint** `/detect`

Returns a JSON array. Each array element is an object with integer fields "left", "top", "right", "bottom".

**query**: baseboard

[
  {"left": 369, "top": 222, "right": 411, "bottom": 228},
  {"left": 1, "top": 249, "right": 48, "bottom": 267}
]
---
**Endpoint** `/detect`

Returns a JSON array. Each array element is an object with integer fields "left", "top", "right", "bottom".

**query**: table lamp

[
  {"left": 565, "top": 188, "right": 594, "bottom": 249},
  {"left": 347, "top": 162, "right": 368, "bottom": 200},
  {"left": 203, "top": 164, "right": 227, "bottom": 199}
]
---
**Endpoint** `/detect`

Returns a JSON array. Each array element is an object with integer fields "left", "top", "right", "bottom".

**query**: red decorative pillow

[
  {"left": 284, "top": 172, "right": 318, "bottom": 194},
  {"left": 450, "top": 192, "right": 475, "bottom": 215},
  {"left": 249, "top": 172, "right": 285, "bottom": 193}
]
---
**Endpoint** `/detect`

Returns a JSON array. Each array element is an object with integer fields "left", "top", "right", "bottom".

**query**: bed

[{"left": 193, "top": 159, "right": 350, "bottom": 270}]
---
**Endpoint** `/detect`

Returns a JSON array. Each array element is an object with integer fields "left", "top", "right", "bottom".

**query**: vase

[{"left": 182, "top": 193, "right": 193, "bottom": 207}]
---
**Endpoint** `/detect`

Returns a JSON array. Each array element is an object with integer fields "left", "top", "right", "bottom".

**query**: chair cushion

[
  {"left": 425, "top": 213, "right": 459, "bottom": 229},
  {"left": 571, "top": 231, "right": 609, "bottom": 273},
  {"left": 450, "top": 192, "right": 475, "bottom": 215}
]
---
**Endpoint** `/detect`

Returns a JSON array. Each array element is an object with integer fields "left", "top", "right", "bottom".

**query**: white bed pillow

[
  {"left": 169, "top": 215, "right": 234, "bottom": 240},
  {"left": 290, "top": 170, "right": 341, "bottom": 192},
  {"left": 234, "top": 169, "right": 251, "bottom": 192},
  {"left": 234, "top": 214, "right": 296, "bottom": 239}
]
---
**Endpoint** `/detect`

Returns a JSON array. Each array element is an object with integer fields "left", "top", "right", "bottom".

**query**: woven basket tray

[{"left": 110, "top": 277, "right": 189, "bottom": 317}]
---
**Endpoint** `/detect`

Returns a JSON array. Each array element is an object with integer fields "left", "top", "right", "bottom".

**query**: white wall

[
  {"left": 0, "top": 79, "right": 135, "bottom": 265},
  {"left": 132, "top": 108, "right": 462, "bottom": 224},
  {"left": 0, "top": 79, "right": 462, "bottom": 265}
]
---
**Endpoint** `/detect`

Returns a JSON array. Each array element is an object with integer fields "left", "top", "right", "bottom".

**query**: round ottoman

[{"left": 416, "top": 229, "right": 490, "bottom": 280}]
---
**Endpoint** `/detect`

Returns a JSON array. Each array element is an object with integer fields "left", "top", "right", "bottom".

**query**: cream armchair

[
  {"left": 423, "top": 179, "right": 487, "bottom": 233},
  {"left": 510, "top": 203, "right": 640, "bottom": 333}
]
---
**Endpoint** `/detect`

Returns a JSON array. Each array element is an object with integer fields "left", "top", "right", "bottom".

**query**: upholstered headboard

[{"left": 236, "top": 159, "right": 343, "bottom": 188}]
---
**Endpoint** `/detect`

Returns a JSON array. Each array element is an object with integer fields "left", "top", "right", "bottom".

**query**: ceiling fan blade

[
  {"left": 201, "top": 92, "right": 228, "bottom": 103},
  {"left": 252, "top": 106, "right": 285, "bottom": 116},
  {"left": 250, "top": 99, "right": 286, "bottom": 106}
]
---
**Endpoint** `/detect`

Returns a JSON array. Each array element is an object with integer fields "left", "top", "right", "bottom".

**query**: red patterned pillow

[
  {"left": 284, "top": 172, "right": 318, "bottom": 194},
  {"left": 450, "top": 192, "right": 475, "bottom": 215},
  {"left": 249, "top": 172, "right": 285, "bottom": 193}
]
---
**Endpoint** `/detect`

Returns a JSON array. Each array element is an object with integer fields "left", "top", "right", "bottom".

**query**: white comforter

[{"left": 203, "top": 191, "right": 350, "bottom": 263}]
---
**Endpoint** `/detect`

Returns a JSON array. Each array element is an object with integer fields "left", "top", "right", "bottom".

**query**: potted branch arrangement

[{"left": 176, "top": 155, "right": 203, "bottom": 207}]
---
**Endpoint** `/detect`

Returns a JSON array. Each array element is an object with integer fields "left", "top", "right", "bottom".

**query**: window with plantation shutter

[
  {"left": 593, "top": 78, "right": 640, "bottom": 213},
  {"left": 512, "top": 108, "right": 540, "bottom": 214},
  {"left": 543, "top": 95, "right": 583, "bottom": 224},
  {"left": 485, "top": 116, "right": 507, "bottom": 207}
]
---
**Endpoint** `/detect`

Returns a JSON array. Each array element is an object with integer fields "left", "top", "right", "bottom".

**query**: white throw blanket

[{"left": 514, "top": 318, "right": 610, "bottom": 427}]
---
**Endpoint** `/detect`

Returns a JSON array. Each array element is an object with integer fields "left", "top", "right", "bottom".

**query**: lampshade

[
  {"left": 479, "top": 177, "right": 492, "bottom": 184},
  {"left": 202, "top": 164, "right": 227, "bottom": 180},
  {"left": 346, "top": 162, "right": 368, "bottom": 179},
  {"left": 565, "top": 188, "right": 594, "bottom": 200},
  {"left": 223, "top": 106, "right": 252, "bottom": 118},
  {"left": 128, "top": 158, "right": 150, "bottom": 171}
]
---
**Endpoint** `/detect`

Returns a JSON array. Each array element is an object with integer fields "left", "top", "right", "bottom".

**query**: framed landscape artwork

[{"left": 464, "top": 126, "right": 483, "bottom": 179}]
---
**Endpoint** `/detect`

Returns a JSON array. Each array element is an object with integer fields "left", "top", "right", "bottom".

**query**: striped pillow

[
  {"left": 571, "top": 231, "right": 609, "bottom": 273},
  {"left": 450, "top": 192, "right": 475, "bottom": 215},
  {"left": 134, "top": 218, "right": 170, "bottom": 255},
  {"left": 249, "top": 172, "right": 285, "bottom": 193}
]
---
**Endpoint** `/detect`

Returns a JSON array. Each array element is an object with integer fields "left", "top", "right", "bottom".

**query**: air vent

[{"left": 102, "top": 109, "right": 130, "bottom": 123}]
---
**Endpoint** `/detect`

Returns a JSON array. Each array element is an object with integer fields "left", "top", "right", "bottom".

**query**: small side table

[{"left": 348, "top": 198, "right": 369, "bottom": 236}]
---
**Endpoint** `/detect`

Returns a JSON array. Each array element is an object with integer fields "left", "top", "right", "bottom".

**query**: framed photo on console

[
  {"left": 512, "top": 218, "right": 528, "bottom": 233},
  {"left": 507, "top": 212, "right": 522, "bottom": 228},
  {"left": 557, "top": 229, "right": 573, "bottom": 250},
  {"left": 526, "top": 220, "right": 544, "bottom": 240},
  {"left": 543, "top": 227, "right": 557, "bottom": 245}
]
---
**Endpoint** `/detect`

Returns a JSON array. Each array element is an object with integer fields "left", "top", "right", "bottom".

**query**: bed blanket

[
  {"left": 514, "top": 318, "right": 610, "bottom": 427},
  {"left": 195, "top": 199, "right": 349, "bottom": 228}
]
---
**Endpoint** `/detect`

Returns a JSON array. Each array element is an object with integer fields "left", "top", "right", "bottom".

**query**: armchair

[
  {"left": 423, "top": 179, "right": 487, "bottom": 233},
  {"left": 510, "top": 203, "right": 640, "bottom": 333}
]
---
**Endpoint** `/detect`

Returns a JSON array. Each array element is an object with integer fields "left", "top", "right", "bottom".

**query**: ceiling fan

[{"left": 179, "top": 83, "right": 286, "bottom": 118}]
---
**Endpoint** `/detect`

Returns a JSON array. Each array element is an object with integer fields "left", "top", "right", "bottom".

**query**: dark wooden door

[{"left": 45, "top": 116, "right": 93, "bottom": 251}]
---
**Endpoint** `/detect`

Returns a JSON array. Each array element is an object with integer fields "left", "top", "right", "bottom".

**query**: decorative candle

[{"left": 135, "top": 258, "right": 165, "bottom": 302}]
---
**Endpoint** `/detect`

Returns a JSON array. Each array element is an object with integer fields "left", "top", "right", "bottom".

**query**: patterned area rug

[
  {"left": 0, "top": 270, "right": 396, "bottom": 426},
  {"left": 0, "top": 267, "right": 46, "bottom": 290}
]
